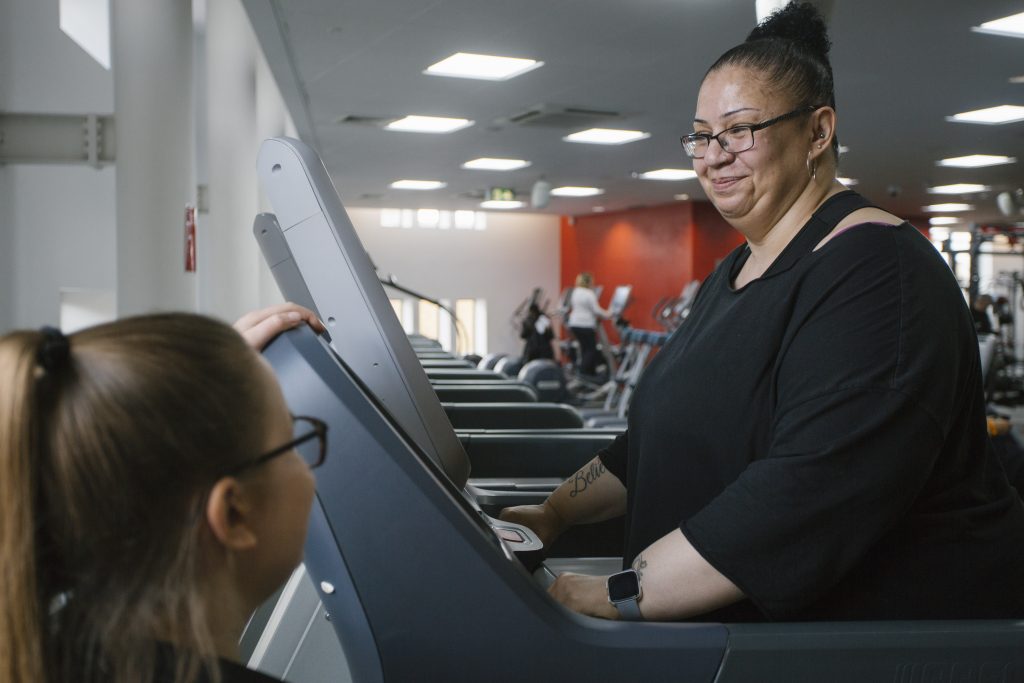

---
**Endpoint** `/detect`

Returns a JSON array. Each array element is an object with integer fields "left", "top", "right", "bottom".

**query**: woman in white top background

[{"left": 567, "top": 272, "right": 611, "bottom": 376}]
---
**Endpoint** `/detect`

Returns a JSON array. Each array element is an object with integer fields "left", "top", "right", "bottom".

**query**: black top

[{"left": 599, "top": 191, "right": 1024, "bottom": 621}]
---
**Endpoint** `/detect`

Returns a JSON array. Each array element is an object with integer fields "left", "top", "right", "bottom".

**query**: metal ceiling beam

[{"left": 0, "top": 112, "right": 116, "bottom": 167}]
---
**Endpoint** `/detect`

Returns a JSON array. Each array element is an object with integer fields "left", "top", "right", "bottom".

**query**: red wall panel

[{"left": 559, "top": 201, "right": 745, "bottom": 331}]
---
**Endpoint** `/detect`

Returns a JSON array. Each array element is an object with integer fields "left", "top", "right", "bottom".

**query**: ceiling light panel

[
  {"left": 837, "top": 177, "right": 858, "bottom": 186},
  {"left": 922, "top": 203, "right": 974, "bottom": 212},
  {"left": 638, "top": 169, "right": 697, "bottom": 180},
  {"left": 936, "top": 154, "right": 1016, "bottom": 168},
  {"left": 946, "top": 105, "right": 1024, "bottom": 125},
  {"left": 550, "top": 186, "right": 604, "bottom": 197},
  {"left": 385, "top": 115, "right": 473, "bottom": 133},
  {"left": 929, "top": 217, "right": 961, "bottom": 226},
  {"left": 927, "top": 183, "right": 991, "bottom": 194},
  {"left": 462, "top": 158, "right": 531, "bottom": 171},
  {"left": 563, "top": 128, "right": 650, "bottom": 145},
  {"left": 425, "top": 52, "right": 543, "bottom": 81},
  {"left": 972, "top": 12, "right": 1024, "bottom": 39},
  {"left": 480, "top": 200, "right": 524, "bottom": 209},
  {"left": 390, "top": 180, "right": 447, "bottom": 190}
]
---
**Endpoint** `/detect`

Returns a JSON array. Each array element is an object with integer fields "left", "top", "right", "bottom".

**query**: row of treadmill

[{"left": 238, "top": 137, "right": 1024, "bottom": 683}]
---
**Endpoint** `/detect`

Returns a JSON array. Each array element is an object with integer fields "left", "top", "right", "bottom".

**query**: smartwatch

[{"left": 606, "top": 568, "right": 643, "bottom": 621}]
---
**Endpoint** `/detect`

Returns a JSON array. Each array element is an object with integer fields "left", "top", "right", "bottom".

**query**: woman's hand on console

[{"left": 234, "top": 303, "right": 325, "bottom": 351}]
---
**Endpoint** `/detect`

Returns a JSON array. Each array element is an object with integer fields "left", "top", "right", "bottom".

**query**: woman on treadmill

[
  {"left": 501, "top": 2, "right": 1024, "bottom": 621},
  {"left": 0, "top": 304, "right": 325, "bottom": 682}
]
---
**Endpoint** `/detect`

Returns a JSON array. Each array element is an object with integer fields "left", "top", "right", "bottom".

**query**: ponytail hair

[
  {"left": 0, "top": 314, "right": 270, "bottom": 683},
  {"left": 0, "top": 331, "right": 51, "bottom": 682}
]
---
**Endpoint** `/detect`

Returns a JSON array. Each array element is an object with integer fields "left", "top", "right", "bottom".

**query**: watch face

[{"left": 607, "top": 570, "right": 641, "bottom": 602}]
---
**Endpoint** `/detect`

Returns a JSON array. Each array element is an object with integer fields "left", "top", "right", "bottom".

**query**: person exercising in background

[
  {"left": 972, "top": 294, "right": 995, "bottom": 335},
  {"left": 567, "top": 272, "right": 610, "bottom": 376},
  {"left": 520, "top": 303, "right": 555, "bottom": 362}
]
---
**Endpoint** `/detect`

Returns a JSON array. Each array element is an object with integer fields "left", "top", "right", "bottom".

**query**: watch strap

[{"left": 613, "top": 596, "right": 643, "bottom": 621}]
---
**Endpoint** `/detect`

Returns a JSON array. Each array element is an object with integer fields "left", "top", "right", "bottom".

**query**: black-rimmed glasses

[
  {"left": 680, "top": 105, "right": 820, "bottom": 159},
  {"left": 223, "top": 415, "right": 328, "bottom": 476}
]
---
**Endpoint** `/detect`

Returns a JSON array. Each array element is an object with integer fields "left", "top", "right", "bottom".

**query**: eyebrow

[{"left": 693, "top": 107, "right": 760, "bottom": 125}]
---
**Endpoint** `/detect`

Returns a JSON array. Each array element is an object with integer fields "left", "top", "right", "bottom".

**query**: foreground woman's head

[{"left": 0, "top": 313, "right": 316, "bottom": 683}]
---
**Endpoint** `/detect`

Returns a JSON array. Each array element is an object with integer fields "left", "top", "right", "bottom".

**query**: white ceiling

[{"left": 243, "top": 0, "right": 1024, "bottom": 227}]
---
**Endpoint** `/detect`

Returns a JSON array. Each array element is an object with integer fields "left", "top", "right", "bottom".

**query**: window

[
  {"left": 380, "top": 209, "right": 486, "bottom": 231},
  {"left": 418, "top": 300, "right": 440, "bottom": 341},
  {"left": 60, "top": 0, "right": 111, "bottom": 69}
]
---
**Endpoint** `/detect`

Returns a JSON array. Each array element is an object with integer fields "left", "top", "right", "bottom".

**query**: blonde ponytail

[{"left": 0, "top": 331, "right": 52, "bottom": 682}]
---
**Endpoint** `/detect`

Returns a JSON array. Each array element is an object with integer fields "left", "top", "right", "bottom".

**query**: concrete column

[
  {"left": 200, "top": 0, "right": 260, "bottom": 321},
  {"left": 111, "top": 0, "right": 196, "bottom": 315}
]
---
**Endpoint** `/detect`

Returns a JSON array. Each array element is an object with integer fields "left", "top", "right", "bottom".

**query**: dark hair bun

[{"left": 747, "top": 2, "right": 831, "bottom": 62}]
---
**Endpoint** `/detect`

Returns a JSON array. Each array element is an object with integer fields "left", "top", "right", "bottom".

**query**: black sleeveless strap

[{"left": 761, "top": 190, "right": 876, "bottom": 279}]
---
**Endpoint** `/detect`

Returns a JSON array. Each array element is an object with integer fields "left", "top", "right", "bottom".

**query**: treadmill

[{"left": 245, "top": 137, "right": 1024, "bottom": 682}]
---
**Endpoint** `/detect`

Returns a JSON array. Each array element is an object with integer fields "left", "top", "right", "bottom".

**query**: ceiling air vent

[{"left": 503, "top": 104, "right": 621, "bottom": 128}]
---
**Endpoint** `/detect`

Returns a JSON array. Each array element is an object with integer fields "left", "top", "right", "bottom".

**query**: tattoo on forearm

[
  {"left": 568, "top": 460, "right": 606, "bottom": 498},
  {"left": 633, "top": 554, "right": 648, "bottom": 581}
]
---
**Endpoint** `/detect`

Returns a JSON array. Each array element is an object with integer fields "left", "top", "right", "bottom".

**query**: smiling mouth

[{"left": 711, "top": 176, "right": 743, "bottom": 191}]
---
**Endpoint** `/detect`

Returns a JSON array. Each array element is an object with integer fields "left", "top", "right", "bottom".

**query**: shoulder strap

[
  {"left": 798, "top": 190, "right": 876, "bottom": 248},
  {"left": 763, "top": 190, "right": 876, "bottom": 278}
]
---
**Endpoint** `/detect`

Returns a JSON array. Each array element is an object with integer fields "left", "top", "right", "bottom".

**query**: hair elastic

[{"left": 38, "top": 326, "right": 70, "bottom": 373}]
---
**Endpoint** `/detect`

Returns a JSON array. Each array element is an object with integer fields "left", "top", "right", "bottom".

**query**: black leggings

[{"left": 569, "top": 326, "right": 600, "bottom": 375}]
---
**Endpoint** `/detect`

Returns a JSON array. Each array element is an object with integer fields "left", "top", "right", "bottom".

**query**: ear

[
  {"left": 808, "top": 107, "right": 837, "bottom": 160},
  {"left": 205, "top": 477, "right": 259, "bottom": 551}
]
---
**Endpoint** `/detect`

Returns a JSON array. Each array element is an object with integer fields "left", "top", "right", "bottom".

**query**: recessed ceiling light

[
  {"left": 385, "top": 115, "right": 473, "bottom": 133},
  {"left": 838, "top": 145, "right": 850, "bottom": 154},
  {"left": 390, "top": 179, "right": 447, "bottom": 190},
  {"left": 424, "top": 52, "right": 543, "bottom": 81},
  {"left": 936, "top": 154, "right": 1016, "bottom": 168},
  {"left": 638, "top": 168, "right": 697, "bottom": 181},
  {"left": 461, "top": 157, "right": 531, "bottom": 171},
  {"left": 946, "top": 105, "right": 1024, "bottom": 125},
  {"left": 929, "top": 216, "right": 961, "bottom": 226},
  {"left": 550, "top": 186, "right": 605, "bottom": 197},
  {"left": 972, "top": 11, "right": 1024, "bottom": 39},
  {"left": 922, "top": 203, "right": 974, "bottom": 212},
  {"left": 480, "top": 200, "right": 524, "bottom": 210},
  {"left": 674, "top": 193, "right": 690, "bottom": 201},
  {"left": 927, "top": 183, "right": 991, "bottom": 194},
  {"left": 1011, "top": 75, "right": 1024, "bottom": 84},
  {"left": 593, "top": 206, "right": 606, "bottom": 213},
  {"left": 563, "top": 128, "right": 650, "bottom": 145},
  {"left": 837, "top": 177, "right": 858, "bottom": 186}
]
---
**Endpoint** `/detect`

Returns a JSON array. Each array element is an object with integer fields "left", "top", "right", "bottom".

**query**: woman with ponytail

[
  {"left": 503, "top": 2, "right": 1024, "bottom": 621},
  {"left": 0, "top": 304, "right": 324, "bottom": 683}
]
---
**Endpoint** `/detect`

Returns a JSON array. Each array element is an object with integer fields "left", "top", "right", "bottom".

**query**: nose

[{"left": 702, "top": 136, "right": 733, "bottom": 166}]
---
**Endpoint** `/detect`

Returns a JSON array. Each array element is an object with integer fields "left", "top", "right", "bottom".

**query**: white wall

[
  {"left": 0, "top": 0, "right": 116, "bottom": 333},
  {"left": 1, "top": 0, "right": 114, "bottom": 113},
  {"left": 198, "top": 0, "right": 294, "bottom": 322},
  {"left": 8, "top": 166, "right": 117, "bottom": 329},
  {"left": 348, "top": 208, "right": 561, "bottom": 356}
]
